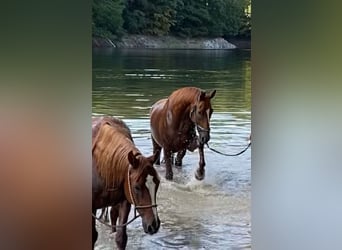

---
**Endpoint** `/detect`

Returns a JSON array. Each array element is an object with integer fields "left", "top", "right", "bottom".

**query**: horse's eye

[{"left": 134, "top": 185, "right": 141, "bottom": 193}]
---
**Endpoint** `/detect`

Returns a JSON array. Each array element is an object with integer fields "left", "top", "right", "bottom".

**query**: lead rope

[
  {"left": 196, "top": 121, "right": 251, "bottom": 157},
  {"left": 206, "top": 139, "right": 251, "bottom": 156}
]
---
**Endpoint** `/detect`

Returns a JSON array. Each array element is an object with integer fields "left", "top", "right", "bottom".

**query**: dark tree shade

[
  {"left": 93, "top": 0, "right": 251, "bottom": 39},
  {"left": 92, "top": 0, "right": 124, "bottom": 38}
]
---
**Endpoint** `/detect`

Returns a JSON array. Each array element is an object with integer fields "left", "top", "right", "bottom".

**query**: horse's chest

[{"left": 167, "top": 130, "right": 193, "bottom": 151}]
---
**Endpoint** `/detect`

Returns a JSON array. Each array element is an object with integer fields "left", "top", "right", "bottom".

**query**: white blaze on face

[
  {"left": 206, "top": 109, "right": 211, "bottom": 121},
  {"left": 145, "top": 174, "right": 158, "bottom": 221}
]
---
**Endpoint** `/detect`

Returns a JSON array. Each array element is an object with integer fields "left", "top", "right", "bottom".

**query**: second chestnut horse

[{"left": 150, "top": 87, "right": 216, "bottom": 180}]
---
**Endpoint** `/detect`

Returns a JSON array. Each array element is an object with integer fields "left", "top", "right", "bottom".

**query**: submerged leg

[
  {"left": 110, "top": 205, "right": 120, "bottom": 233},
  {"left": 164, "top": 149, "right": 173, "bottom": 180},
  {"left": 115, "top": 200, "right": 131, "bottom": 250},
  {"left": 195, "top": 144, "right": 206, "bottom": 180},
  {"left": 175, "top": 149, "right": 186, "bottom": 167},
  {"left": 162, "top": 152, "right": 174, "bottom": 165},
  {"left": 152, "top": 136, "right": 162, "bottom": 165},
  {"left": 92, "top": 209, "right": 98, "bottom": 249}
]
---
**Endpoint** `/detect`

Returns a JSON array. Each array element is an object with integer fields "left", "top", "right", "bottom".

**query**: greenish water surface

[{"left": 93, "top": 48, "right": 251, "bottom": 250}]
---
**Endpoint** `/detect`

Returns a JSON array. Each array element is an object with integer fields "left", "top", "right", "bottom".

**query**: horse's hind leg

[
  {"left": 175, "top": 149, "right": 186, "bottom": 167},
  {"left": 115, "top": 200, "right": 131, "bottom": 250},
  {"left": 152, "top": 136, "right": 162, "bottom": 165},
  {"left": 164, "top": 149, "right": 173, "bottom": 180},
  {"left": 92, "top": 209, "right": 98, "bottom": 249}
]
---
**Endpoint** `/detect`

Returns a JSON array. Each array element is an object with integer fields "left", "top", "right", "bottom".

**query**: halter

[
  {"left": 127, "top": 165, "right": 158, "bottom": 210},
  {"left": 196, "top": 124, "right": 210, "bottom": 133},
  {"left": 92, "top": 166, "right": 158, "bottom": 229}
]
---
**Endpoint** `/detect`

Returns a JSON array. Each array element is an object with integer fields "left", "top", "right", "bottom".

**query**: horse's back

[
  {"left": 151, "top": 98, "right": 167, "bottom": 113},
  {"left": 92, "top": 116, "right": 132, "bottom": 140}
]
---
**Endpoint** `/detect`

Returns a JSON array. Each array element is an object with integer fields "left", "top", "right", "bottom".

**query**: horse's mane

[
  {"left": 167, "top": 87, "right": 201, "bottom": 109},
  {"left": 92, "top": 117, "right": 140, "bottom": 189}
]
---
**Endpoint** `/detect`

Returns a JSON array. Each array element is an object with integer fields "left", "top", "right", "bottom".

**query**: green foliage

[
  {"left": 171, "top": 0, "right": 250, "bottom": 38},
  {"left": 171, "top": 0, "right": 210, "bottom": 37},
  {"left": 123, "top": 0, "right": 179, "bottom": 36},
  {"left": 92, "top": 0, "right": 124, "bottom": 38},
  {"left": 93, "top": 0, "right": 251, "bottom": 39}
]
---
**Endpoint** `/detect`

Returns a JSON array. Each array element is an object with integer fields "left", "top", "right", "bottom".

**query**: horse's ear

[
  {"left": 128, "top": 150, "right": 139, "bottom": 168},
  {"left": 198, "top": 91, "right": 206, "bottom": 101},
  {"left": 206, "top": 89, "right": 216, "bottom": 99},
  {"left": 149, "top": 150, "right": 161, "bottom": 164}
]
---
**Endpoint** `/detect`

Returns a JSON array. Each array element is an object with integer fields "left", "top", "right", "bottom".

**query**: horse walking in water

[
  {"left": 150, "top": 87, "right": 216, "bottom": 180},
  {"left": 92, "top": 117, "right": 161, "bottom": 250}
]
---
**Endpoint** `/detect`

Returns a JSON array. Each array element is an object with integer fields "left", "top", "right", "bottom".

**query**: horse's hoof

[
  {"left": 165, "top": 172, "right": 173, "bottom": 180},
  {"left": 195, "top": 170, "right": 205, "bottom": 180}
]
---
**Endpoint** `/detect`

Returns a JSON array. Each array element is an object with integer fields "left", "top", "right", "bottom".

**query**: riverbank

[{"left": 92, "top": 35, "right": 250, "bottom": 50}]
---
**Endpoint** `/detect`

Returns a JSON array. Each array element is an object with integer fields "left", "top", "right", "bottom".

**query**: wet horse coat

[
  {"left": 150, "top": 87, "right": 216, "bottom": 180},
  {"left": 92, "top": 117, "right": 160, "bottom": 250}
]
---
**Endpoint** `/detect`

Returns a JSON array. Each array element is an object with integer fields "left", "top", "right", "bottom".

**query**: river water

[{"left": 93, "top": 48, "right": 251, "bottom": 249}]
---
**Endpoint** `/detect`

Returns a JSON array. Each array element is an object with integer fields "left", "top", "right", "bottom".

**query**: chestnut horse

[
  {"left": 150, "top": 87, "right": 216, "bottom": 180},
  {"left": 92, "top": 117, "right": 161, "bottom": 250}
]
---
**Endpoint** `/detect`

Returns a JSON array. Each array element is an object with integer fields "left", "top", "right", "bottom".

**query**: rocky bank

[{"left": 92, "top": 35, "right": 242, "bottom": 49}]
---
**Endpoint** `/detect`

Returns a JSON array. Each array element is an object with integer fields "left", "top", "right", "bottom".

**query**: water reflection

[{"left": 93, "top": 49, "right": 251, "bottom": 249}]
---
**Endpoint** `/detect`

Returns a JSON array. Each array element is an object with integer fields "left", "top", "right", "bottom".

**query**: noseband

[{"left": 196, "top": 124, "right": 210, "bottom": 133}]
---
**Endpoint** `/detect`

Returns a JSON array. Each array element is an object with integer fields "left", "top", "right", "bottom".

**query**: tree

[
  {"left": 171, "top": 0, "right": 211, "bottom": 37},
  {"left": 123, "top": 0, "right": 179, "bottom": 36},
  {"left": 92, "top": 0, "right": 124, "bottom": 38}
]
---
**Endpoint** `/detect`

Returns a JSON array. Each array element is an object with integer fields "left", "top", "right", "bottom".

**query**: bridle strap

[
  {"left": 189, "top": 105, "right": 210, "bottom": 134},
  {"left": 127, "top": 166, "right": 158, "bottom": 210},
  {"left": 196, "top": 124, "right": 210, "bottom": 133}
]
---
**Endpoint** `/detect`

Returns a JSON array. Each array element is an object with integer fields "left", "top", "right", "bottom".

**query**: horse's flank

[{"left": 92, "top": 117, "right": 140, "bottom": 189}]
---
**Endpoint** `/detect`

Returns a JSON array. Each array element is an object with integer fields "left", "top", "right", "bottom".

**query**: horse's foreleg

[
  {"left": 175, "top": 149, "right": 186, "bottom": 167},
  {"left": 92, "top": 209, "right": 98, "bottom": 249},
  {"left": 162, "top": 152, "right": 174, "bottom": 165},
  {"left": 195, "top": 144, "right": 205, "bottom": 180},
  {"left": 115, "top": 200, "right": 131, "bottom": 250},
  {"left": 152, "top": 136, "right": 162, "bottom": 165},
  {"left": 164, "top": 149, "right": 173, "bottom": 180},
  {"left": 110, "top": 204, "right": 119, "bottom": 232}
]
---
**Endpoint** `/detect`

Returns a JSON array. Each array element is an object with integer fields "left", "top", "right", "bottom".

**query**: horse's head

[
  {"left": 125, "top": 150, "right": 161, "bottom": 234},
  {"left": 190, "top": 89, "right": 216, "bottom": 144}
]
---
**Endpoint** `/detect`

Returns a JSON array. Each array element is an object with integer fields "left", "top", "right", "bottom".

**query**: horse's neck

[{"left": 167, "top": 100, "right": 193, "bottom": 130}]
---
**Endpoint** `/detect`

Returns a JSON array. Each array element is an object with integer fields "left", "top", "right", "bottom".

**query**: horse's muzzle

[
  {"left": 143, "top": 217, "right": 160, "bottom": 235},
  {"left": 196, "top": 125, "right": 210, "bottom": 144},
  {"left": 198, "top": 131, "right": 210, "bottom": 144}
]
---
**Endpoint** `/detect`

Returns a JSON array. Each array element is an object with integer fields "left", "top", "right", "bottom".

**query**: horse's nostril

[{"left": 147, "top": 225, "right": 154, "bottom": 234}]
